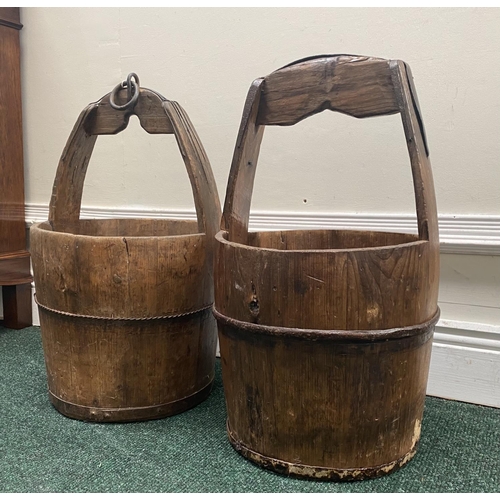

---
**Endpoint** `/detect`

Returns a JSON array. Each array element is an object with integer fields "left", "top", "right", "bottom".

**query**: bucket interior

[
  {"left": 37, "top": 219, "right": 202, "bottom": 237},
  {"left": 245, "top": 229, "right": 420, "bottom": 251}
]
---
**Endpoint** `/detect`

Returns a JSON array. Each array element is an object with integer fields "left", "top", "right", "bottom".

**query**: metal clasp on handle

[{"left": 109, "top": 73, "right": 140, "bottom": 111}]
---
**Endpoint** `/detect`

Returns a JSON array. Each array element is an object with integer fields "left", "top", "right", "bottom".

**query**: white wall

[
  {"left": 16, "top": 7, "right": 500, "bottom": 406},
  {"left": 20, "top": 7, "right": 500, "bottom": 216}
]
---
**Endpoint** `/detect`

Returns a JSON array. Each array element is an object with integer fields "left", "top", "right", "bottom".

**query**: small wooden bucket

[
  {"left": 214, "top": 55, "right": 440, "bottom": 480},
  {"left": 31, "top": 75, "right": 221, "bottom": 422}
]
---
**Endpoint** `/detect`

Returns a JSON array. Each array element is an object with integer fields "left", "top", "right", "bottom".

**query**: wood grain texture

[
  {"left": 221, "top": 79, "right": 265, "bottom": 243},
  {"left": 222, "top": 55, "right": 438, "bottom": 247},
  {"left": 39, "top": 308, "right": 216, "bottom": 422},
  {"left": 47, "top": 104, "right": 98, "bottom": 230},
  {"left": 85, "top": 88, "right": 175, "bottom": 135},
  {"left": 218, "top": 317, "right": 435, "bottom": 479},
  {"left": 215, "top": 230, "right": 433, "bottom": 330},
  {"left": 258, "top": 55, "right": 399, "bottom": 125},
  {"left": 31, "top": 220, "right": 211, "bottom": 319},
  {"left": 164, "top": 100, "right": 221, "bottom": 241},
  {"left": 0, "top": 19, "right": 26, "bottom": 254},
  {"left": 0, "top": 252, "right": 31, "bottom": 286},
  {"left": 215, "top": 54, "right": 440, "bottom": 479},
  {"left": 31, "top": 82, "right": 221, "bottom": 421},
  {"left": 391, "top": 60, "right": 440, "bottom": 311},
  {"left": 0, "top": 9, "right": 32, "bottom": 328},
  {"left": 49, "top": 89, "right": 221, "bottom": 239}
]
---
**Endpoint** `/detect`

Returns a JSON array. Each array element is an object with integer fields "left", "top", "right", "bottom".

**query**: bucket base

[
  {"left": 48, "top": 379, "right": 214, "bottom": 423},
  {"left": 227, "top": 422, "right": 418, "bottom": 482}
]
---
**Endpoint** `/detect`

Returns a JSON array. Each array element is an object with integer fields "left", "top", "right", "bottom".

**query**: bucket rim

[
  {"left": 215, "top": 229, "right": 428, "bottom": 254},
  {"left": 30, "top": 219, "right": 206, "bottom": 240}
]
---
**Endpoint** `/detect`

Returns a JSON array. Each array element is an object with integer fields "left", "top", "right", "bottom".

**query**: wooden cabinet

[{"left": 0, "top": 7, "right": 32, "bottom": 329}]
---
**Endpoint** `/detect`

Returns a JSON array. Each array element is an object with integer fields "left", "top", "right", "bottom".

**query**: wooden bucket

[
  {"left": 214, "top": 55, "right": 440, "bottom": 480},
  {"left": 31, "top": 75, "right": 221, "bottom": 422}
]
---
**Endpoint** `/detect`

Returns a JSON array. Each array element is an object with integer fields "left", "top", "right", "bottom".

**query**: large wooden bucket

[
  {"left": 31, "top": 75, "right": 221, "bottom": 422},
  {"left": 214, "top": 55, "right": 440, "bottom": 480}
]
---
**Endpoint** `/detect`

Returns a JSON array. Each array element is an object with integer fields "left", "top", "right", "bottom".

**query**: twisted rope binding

[{"left": 34, "top": 294, "right": 212, "bottom": 322}]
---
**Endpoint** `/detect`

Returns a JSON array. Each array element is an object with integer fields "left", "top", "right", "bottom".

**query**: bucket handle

[
  {"left": 48, "top": 75, "right": 221, "bottom": 240},
  {"left": 221, "top": 55, "right": 438, "bottom": 247}
]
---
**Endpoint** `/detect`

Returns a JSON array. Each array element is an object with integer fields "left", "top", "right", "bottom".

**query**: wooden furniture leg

[{"left": 2, "top": 283, "right": 32, "bottom": 329}]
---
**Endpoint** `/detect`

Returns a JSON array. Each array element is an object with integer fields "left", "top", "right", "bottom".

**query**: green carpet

[{"left": 1, "top": 325, "right": 499, "bottom": 493}]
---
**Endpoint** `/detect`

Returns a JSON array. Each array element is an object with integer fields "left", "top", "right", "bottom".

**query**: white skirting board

[
  {"left": 29, "top": 286, "right": 500, "bottom": 409},
  {"left": 428, "top": 321, "right": 500, "bottom": 408},
  {"left": 25, "top": 204, "right": 500, "bottom": 256}
]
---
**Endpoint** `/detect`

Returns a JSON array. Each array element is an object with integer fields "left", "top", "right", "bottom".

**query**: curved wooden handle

[
  {"left": 222, "top": 55, "right": 438, "bottom": 246},
  {"left": 257, "top": 55, "right": 400, "bottom": 125},
  {"left": 48, "top": 86, "right": 221, "bottom": 239},
  {"left": 85, "top": 87, "right": 175, "bottom": 135}
]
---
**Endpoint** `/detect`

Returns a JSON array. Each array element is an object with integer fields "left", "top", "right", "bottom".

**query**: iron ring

[{"left": 109, "top": 73, "right": 140, "bottom": 111}]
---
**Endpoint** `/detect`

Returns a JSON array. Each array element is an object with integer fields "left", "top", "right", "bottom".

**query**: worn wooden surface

[
  {"left": 32, "top": 220, "right": 211, "bottom": 319},
  {"left": 215, "top": 54, "right": 440, "bottom": 479},
  {"left": 391, "top": 60, "right": 440, "bottom": 311},
  {"left": 221, "top": 79, "right": 265, "bottom": 244},
  {"left": 217, "top": 313, "right": 437, "bottom": 480},
  {"left": 31, "top": 82, "right": 221, "bottom": 421},
  {"left": 49, "top": 88, "right": 220, "bottom": 241},
  {"left": 85, "top": 88, "right": 175, "bottom": 135},
  {"left": 40, "top": 308, "right": 216, "bottom": 422},
  {"left": 0, "top": 7, "right": 32, "bottom": 328},
  {"left": 215, "top": 230, "right": 433, "bottom": 330},
  {"left": 0, "top": 252, "right": 32, "bottom": 286},
  {"left": 258, "top": 55, "right": 399, "bottom": 125}
]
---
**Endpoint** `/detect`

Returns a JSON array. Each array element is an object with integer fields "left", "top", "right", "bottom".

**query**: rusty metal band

[
  {"left": 227, "top": 421, "right": 418, "bottom": 481},
  {"left": 49, "top": 379, "right": 214, "bottom": 423},
  {"left": 34, "top": 294, "right": 212, "bottom": 322},
  {"left": 213, "top": 307, "right": 440, "bottom": 342}
]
